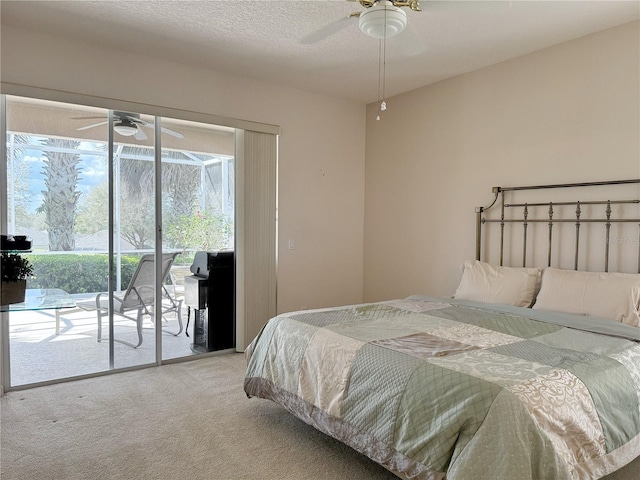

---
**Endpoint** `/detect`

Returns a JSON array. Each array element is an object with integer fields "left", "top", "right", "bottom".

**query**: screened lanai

[{"left": 2, "top": 96, "right": 237, "bottom": 387}]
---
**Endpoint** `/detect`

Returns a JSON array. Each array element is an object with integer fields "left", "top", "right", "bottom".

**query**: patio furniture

[
  {"left": 77, "top": 252, "right": 183, "bottom": 348},
  {"left": 0, "top": 288, "right": 76, "bottom": 313},
  {"left": 2, "top": 288, "right": 78, "bottom": 337},
  {"left": 169, "top": 264, "right": 192, "bottom": 300}
]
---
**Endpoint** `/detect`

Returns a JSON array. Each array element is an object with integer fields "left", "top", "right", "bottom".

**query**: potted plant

[{"left": 1, "top": 253, "right": 34, "bottom": 305}]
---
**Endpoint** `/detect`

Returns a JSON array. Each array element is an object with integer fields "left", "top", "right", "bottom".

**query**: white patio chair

[{"left": 78, "top": 252, "right": 183, "bottom": 348}]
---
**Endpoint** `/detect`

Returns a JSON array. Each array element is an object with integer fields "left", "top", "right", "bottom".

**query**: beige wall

[
  {"left": 364, "top": 21, "right": 640, "bottom": 302},
  {"left": 0, "top": 24, "right": 367, "bottom": 315}
]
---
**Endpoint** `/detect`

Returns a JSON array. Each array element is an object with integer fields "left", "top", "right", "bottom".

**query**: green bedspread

[{"left": 244, "top": 296, "right": 640, "bottom": 480}]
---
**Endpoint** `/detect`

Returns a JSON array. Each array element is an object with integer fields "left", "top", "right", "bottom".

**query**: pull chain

[{"left": 376, "top": 6, "right": 388, "bottom": 121}]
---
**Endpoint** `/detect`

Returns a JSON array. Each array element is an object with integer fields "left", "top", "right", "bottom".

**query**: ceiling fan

[
  {"left": 73, "top": 111, "right": 184, "bottom": 141},
  {"left": 302, "top": 0, "right": 423, "bottom": 51}
]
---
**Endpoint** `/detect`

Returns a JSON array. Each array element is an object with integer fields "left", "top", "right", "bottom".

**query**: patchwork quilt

[{"left": 244, "top": 296, "right": 640, "bottom": 480}]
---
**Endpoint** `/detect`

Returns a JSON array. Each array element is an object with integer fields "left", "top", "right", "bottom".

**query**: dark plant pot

[{"left": 0, "top": 280, "right": 27, "bottom": 305}]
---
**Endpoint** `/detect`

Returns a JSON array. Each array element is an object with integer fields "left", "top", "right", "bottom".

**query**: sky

[{"left": 16, "top": 140, "right": 108, "bottom": 214}]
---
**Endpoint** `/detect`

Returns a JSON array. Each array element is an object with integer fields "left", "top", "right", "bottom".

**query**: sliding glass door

[
  {"left": 158, "top": 116, "right": 235, "bottom": 360},
  {"left": 1, "top": 96, "right": 235, "bottom": 389}
]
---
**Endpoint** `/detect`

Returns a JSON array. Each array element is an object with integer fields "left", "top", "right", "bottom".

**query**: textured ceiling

[{"left": 2, "top": 0, "right": 639, "bottom": 104}]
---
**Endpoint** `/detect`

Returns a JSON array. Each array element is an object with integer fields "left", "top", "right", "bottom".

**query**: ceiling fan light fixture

[
  {"left": 359, "top": 0, "right": 407, "bottom": 39},
  {"left": 113, "top": 122, "right": 138, "bottom": 137}
]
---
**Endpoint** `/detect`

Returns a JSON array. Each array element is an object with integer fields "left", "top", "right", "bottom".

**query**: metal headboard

[{"left": 476, "top": 179, "right": 640, "bottom": 273}]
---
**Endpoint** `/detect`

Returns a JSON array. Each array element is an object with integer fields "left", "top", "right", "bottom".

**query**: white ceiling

[{"left": 2, "top": 0, "right": 639, "bottom": 104}]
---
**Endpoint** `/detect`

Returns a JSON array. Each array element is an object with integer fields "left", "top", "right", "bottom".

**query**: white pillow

[
  {"left": 453, "top": 260, "right": 542, "bottom": 308},
  {"left": 532, "top": 268, "right": 640, "bottom": 327}
]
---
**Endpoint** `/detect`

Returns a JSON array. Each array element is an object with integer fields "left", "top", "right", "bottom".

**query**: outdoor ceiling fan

[
  {"left": 302, "top": 0, "right": 423, "bottom": 50},
  {"left": 73, "top": 111, "right": 184, "bottom": 141}
]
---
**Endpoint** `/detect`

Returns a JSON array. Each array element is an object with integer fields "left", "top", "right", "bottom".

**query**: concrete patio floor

[{"left": 6, "top": 302, "right": 199, "bottom": 387}]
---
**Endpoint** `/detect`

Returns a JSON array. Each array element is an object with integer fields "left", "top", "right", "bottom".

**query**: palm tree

[
  {"left": 41, "top": 138, "right": 82, "bottom": 251},
  {"left": 118, "top": 146, "right": 200, "bottom": 223}
]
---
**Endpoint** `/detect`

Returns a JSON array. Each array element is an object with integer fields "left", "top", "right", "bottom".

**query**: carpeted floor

[
  {"left": 1, "top": 353, "right": 638, "bottom": 480},
  {"left": 1, "top": 353, "right": 396, "bottom": 480}
]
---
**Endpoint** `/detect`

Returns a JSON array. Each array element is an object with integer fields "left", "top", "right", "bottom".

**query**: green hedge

[{"left": 25, "top": 254, "right": 141, "bottom": 294}]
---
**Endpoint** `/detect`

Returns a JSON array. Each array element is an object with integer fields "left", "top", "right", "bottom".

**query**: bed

[{"left": 244, "top": 179, "right": 640, "bottom": 480}]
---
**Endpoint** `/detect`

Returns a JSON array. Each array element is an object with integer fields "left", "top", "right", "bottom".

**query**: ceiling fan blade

[
  {"left": 301, "top": 15, "right": 355, "bottom": 44},
  {"left": 161, "top": 126, "right": 184, "bottom": 139},
  {"left": 138, "top": 120, "right": 185, "bottom": 139},
  {"left": 71, "top": 116, "right": 108, "bottom": 121},
  {"left": 76, "top": 121, "right": 109, "bottom": 131},
  {"left": 134, "top": 127, "right": 148, "bottom": 141}
]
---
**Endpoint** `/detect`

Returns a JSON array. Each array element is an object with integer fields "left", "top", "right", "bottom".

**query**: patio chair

[
  {"left": 78, "top": 252, "right": 183, "bottom": 348},
  {"left": 169, "top": 264, "right": 192, "bottom": 300}
]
